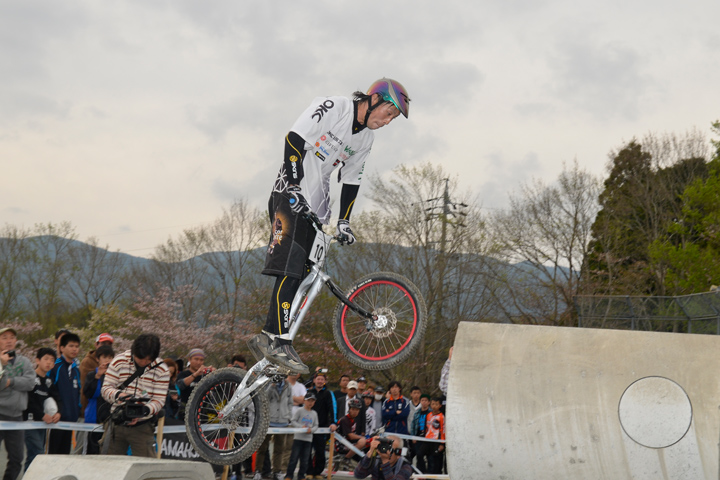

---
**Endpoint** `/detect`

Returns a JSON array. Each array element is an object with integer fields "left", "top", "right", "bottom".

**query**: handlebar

[
  {"left": 303, "top": 212, "right": 324, "bottom": 230},
  {"left": 303, "top": 212, "right": 352, "bottom": 245}
]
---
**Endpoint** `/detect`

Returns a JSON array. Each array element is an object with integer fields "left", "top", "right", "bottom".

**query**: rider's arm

[
  {"left": 338, "top": 183, "right": 360, "bottom": 221},
  {"left": 284, "top": 131, "right": 307, "bottom": 186},
  {"left": 177, "top": 369, "right": 199, "bottom": 390}
]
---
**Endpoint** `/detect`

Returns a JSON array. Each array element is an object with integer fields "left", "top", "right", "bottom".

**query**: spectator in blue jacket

[
  {"left": 381, "top": 381, "right": 410, "bottom": 435},
  {"left": 82, "top": 344, "right": 114, "bottom": 454},
  {"left": 48, "top": 332, "right": 82, "bottom": 454}
]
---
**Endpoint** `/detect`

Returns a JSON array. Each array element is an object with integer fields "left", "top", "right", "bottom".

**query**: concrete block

[
  {"left": 447, "top": 322, "right": 720, "bottom": 479},
  {"left": 24, "top": 455, "right": 214, "bottom": 480}
]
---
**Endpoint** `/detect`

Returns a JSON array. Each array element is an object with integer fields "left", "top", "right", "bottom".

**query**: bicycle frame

[{"left": 219, "top": 219, "right": 377, "bottom": 419}]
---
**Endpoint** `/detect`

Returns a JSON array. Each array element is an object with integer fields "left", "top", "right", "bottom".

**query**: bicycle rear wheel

[
  {"left": 333, "top": 271, "right": 427, "bottom": 370},
  {"left": 185, "top": 367, "right": 269, "bottom": 465}
]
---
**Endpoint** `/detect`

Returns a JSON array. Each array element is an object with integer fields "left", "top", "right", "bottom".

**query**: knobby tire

[
  {"left": 185, "top": 367, "right": 269, "bottom": 465},
  {"left": 333, "top": 271, "right": 427, "bottom": 370}
]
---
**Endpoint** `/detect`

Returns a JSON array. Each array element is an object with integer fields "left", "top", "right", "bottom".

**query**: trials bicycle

[{"left": 184, "top": 213, "right": 427, "bottom": 465}]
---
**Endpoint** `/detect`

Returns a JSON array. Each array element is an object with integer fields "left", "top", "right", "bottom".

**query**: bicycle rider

[{"left": 249, "top": 79, "right": 411, "bottom": 374}]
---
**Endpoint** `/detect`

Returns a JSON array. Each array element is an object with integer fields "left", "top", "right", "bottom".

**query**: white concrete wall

[
  {"left": 446, "top": 322, "right": 720, "bottom": 480},
  {"left": 23, "top": 455, "right": 214, "bottom": 480}
]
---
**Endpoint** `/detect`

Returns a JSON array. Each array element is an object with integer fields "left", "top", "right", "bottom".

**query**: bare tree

[
  {"left": 361, "top": 162, "right": 495, "bottom": 389},
  {"left": 132, "top": 199, "right": 268, "bottom": 329},
  {"left": 20, "top": 222, "right": 78, "bottom": 327},
  {"left": 66, "top": 237, "right": 131, "bottom": 310},
  {"left": 491, "top": 161, "right": 601, "bottom": 325},
  {"left": 0, "top": 224, "right": 31, "bottom": 320}
]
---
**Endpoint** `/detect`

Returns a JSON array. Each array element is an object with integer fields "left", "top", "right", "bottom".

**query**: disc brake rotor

[{"left": 371, "top": 307, "right": 397, "bottom": 338}]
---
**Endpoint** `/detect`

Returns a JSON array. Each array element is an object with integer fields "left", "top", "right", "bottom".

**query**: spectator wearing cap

[
  {"left": 79, "top": 332, "right": 115, "bottom": 412},
  {"left": 176, "top": 348, "right": 214, "bottom": 420},
  {"left": 336, "top": 397, "right": 368, "bottom": 465},
  {"left": 344, "top": 380, "right": 366, "bottom": 440},
  {"left": 285, "top": 391, "right": 318, "bottom": 480},
  {"left": 0, "top": 327, "right": 35, "bottom": 480},
  {"left": 362, "top": 390, "right": 377, "bottom": 436},
  {"left": 83, "top": 345, "right": 115, "bottom": 454},
  {"left": 372, "top": 386, "right": 385, "bottom": 428},
  {"left": 356, "top": 376, "right": 368, "bottom": 393}
]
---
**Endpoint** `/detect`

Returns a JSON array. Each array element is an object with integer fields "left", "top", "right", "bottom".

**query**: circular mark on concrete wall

[{"left": 618, "top": 376, "right": 692, "bottom": 448}]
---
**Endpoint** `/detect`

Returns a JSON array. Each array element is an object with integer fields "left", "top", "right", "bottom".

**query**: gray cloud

[
  {"left": 478, "top": 151, "right": 543, "bottom": 210},
  {"left": 4, "top": 206, "right": 29, "bottom": 215},
  {"left": 549, "top": 39, "right": 650, "bottom": 121},
  {"left": 1, "top": 0, "right": 718, "bottom": 256}
]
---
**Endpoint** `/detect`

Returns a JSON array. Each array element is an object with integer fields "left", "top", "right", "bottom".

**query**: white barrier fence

[{"left": 0, "top": 421, "right": 448, "bottom": 480}]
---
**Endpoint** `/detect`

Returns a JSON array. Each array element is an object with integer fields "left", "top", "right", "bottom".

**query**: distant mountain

[{"left": 0, "top": 235, "right": 571, "bottom": 322}]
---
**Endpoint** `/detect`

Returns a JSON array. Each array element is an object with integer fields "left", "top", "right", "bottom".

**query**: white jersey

[
  {"left": 365, "top": 406, "right": 377, "bottom": 435},
  {"left": 291, "top": 380, "right": 308, "bottom": 415},
  {"left": 273, "top": 96, "right": 374, "bottom": 224}
]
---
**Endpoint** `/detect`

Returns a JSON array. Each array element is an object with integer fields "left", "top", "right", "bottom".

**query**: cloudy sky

[{"left": 2, "top": 0, "right": 718, "bottom": 257}]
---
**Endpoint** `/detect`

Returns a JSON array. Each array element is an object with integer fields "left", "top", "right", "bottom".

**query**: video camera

[{"left": 111, "top": 396, "right": 151, "bottom": 425}]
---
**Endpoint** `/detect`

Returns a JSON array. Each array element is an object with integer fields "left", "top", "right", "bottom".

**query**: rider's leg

[
  {"left": 264, "top": 275, "right": 301, "bottom": 339},
  {"left": 251, "top": 275, "right": 309, "bottom": 373},
  {"left": 254, "top": 191, "right": 312, "bottom": 374}
]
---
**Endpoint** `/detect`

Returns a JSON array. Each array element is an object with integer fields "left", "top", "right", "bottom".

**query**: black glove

[
  {"left": 336, "top": 220, "right": 356, "bottom": 245},
  {"left": 141, "top": 405, "right": 152, "bottom": 417},
  {"left": 287, "top": 186, "right": 312, "bottom": 215}
]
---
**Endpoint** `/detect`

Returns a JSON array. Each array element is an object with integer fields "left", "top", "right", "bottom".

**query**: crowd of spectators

[{"left": 0, "top": 326, "right": 451, "bottom": 480}]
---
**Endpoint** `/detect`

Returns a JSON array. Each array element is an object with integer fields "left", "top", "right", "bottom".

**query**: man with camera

[
  {"left": 176, "top": 348, "right": 214, "bottom": 420},
  {"left": 0, "top": 327, "right": 35, "bottom": 480},
  {"left": 353, "top": 436, "right": 413, "bottom": 480},
  {"left": 100, "top": 333, "right": 170, "bottom": 457}
]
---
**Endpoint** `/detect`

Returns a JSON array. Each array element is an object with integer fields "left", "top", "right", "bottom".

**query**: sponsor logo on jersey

[
  {"left": 268, "top": 216, "right": 284, "bottom": 255},
  {"left": 319, "top": 146, "right": 329, "bottom": 155},
  {"left": 289, "top": 155, "right": 299, "bottom": 179},
  {"left": 326, "top": 130, "right": 342, "bottom": 146},
  {"left": 311, "top": 100, "right": 335, "bottom": 123},
  {"left": 315, "top": 151, "right": 325, "bottom": 161},
  {"left": 343, "top": 145, "right": 356, "bottom": 157},
  {"left": 282, "top": 302, "right": 291, "bottom": 328}
]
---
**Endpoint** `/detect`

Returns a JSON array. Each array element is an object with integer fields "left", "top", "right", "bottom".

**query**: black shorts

[{"left": 262, "top": 191, "right": 316, "bottom": 279}]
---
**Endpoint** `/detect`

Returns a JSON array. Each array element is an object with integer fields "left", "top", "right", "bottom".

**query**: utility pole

[{"left": 422, "top": 179, "right": 468, "bottom": 328}]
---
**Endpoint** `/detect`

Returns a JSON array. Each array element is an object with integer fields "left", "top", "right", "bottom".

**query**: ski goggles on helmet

[{"left": 367, "top": 78, "right": 410, "bottom": 118}]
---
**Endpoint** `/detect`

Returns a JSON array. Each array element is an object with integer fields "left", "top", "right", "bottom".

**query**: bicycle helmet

[
  {"left": 367, "top": 78, "right": 411, "bottom": 119},
  {"left": 348, "top": 398, "right": 363, "bottom": 410}
]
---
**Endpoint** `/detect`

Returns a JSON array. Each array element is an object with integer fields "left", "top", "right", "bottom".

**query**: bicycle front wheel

[
  {"left": 333, "top": 272, "right": 427, "bottom": 370},
  {"left": 185, "top": 367, "right": 269, "bottom": 465}
]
